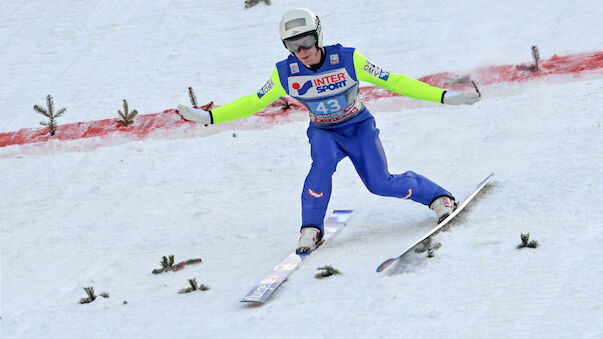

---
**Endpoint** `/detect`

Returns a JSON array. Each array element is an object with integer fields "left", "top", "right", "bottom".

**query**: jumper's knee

[{"left": 364, "top": 175, "right": 393, "bottom": 196}]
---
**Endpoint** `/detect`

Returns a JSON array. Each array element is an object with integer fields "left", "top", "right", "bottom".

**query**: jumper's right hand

[
  {"left": 176, "top": 104, "right": 213, "bottom": 125},
  {"left": 443, "top": 91, "right": 481, "bottom": 105}
]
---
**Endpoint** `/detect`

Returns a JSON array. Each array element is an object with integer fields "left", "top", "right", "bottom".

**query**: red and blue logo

[{"left": 292, "top": 80, "right": 313, "bottom": 95}]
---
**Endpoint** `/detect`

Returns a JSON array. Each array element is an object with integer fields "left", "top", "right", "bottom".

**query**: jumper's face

[
  {"left": 294, "top": 45, "right": 321, "bottom": 67},
  {"left": 284, "top": 33, "right": 322, "bottom": 67}
]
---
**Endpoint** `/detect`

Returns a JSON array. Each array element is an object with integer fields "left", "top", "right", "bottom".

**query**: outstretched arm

[
  {"left": 177, "top": 66, "right": 287, "bottom": 125},
  {"left": 353, "top": 50, "right": 479, "bottom": 105}
]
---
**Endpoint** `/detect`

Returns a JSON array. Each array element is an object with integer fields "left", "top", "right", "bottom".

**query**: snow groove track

[{"left": 1, "top": 51, "right": 601, "bottom": 149}]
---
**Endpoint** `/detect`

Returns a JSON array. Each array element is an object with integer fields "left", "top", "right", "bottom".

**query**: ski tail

[{"left": 376, "top": 258, "right": 396, "bottom": 273}]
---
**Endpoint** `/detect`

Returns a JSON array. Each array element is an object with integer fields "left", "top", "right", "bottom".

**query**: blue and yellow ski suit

[{"left": 210, "top": 44, "right": 452, "bottom": 234}]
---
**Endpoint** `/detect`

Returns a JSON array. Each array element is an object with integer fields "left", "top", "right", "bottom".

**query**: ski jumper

[{"left": 210, "top": 44, "right": 453, "bottom": 234}]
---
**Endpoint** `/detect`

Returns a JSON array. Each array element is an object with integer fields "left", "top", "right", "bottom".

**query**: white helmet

[{"left": 279, "top": 8, "right": 323, "bottom": 50}]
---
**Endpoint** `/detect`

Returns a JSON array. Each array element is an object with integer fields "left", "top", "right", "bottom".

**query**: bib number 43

[{"left": 308, "top": 96, "right": 347, "bottom": 115}]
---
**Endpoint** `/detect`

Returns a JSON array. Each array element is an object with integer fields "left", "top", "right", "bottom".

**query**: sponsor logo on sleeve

[
  {"left": 257, "top": 79, "right": 274, "bottom": 99},
  {"left": 308, "top": 188, "right": 324, "bottom": 198},
  {"left": 290, "top": 63, "right": 300, "bottom": 74},
  {"left": 363, "top": 60, "right": 390, "bottom": 81},
  {"left": 329, "top": 54, "right": 340, "bottom": 65}
]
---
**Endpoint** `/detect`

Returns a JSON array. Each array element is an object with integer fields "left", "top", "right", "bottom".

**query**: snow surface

[{"left": 1, "top": 0, "right": 602, "bottom": 338}]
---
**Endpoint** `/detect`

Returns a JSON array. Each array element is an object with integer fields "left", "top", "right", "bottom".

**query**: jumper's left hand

[
  {"left": 443, "top": 91, "right": 481, "bottom": 105},
  {"left": 176, "top": 104, "right": 212, "bottom": 125}
]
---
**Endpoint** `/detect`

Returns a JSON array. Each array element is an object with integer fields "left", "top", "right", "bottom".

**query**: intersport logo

[{"left": 313, "top": 72, "right": 347, "bottom": 93}]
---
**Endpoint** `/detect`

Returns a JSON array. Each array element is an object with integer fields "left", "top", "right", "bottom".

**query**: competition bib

[{"left": 306, "top": 95, "right": 348, "bottom": 115}]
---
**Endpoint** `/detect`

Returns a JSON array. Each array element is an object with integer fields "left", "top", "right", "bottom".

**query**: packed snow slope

[{"left": 1, "top": 1, "right": 602, "bottom": 338}]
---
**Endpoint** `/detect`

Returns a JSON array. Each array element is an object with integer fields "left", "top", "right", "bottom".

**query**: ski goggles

[{"left": 284, "top": 33, "right": 317, "bottom": 53}]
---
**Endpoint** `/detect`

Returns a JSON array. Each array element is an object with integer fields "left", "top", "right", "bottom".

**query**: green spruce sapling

[
  {"left": 517, "top": 233, "right": 539, "bottom": 249},
  {"left": 79, "top": 286, "right": 109, "bottom": 304},
  {"left": 33, "top": 95, "right": 66, "bottom": 136},
  {"left": 152, "top": 255, "right": 175, "bottom": 274},
  {"left": 244, "top": 0, "right": 271, "bottom": 9},
  {"left": 315, "top": 265, "right": 341, "bottom": 279},
  {"left": 117, "top": 99, "right": 138, "bottom": 126},
  {"left": 178, "top": 278, "right": 210, "bottom": 294},
  {"left": 414, "top": 238, "right": 442, "bottom": 258}
]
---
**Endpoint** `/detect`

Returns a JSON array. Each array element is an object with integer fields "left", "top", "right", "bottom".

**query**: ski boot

[
  {"left": 430, "top": 195, "right": 457, "bottom": 223},
  {"left": 296, "top": 226, "right": 323, "bottom": 254}
]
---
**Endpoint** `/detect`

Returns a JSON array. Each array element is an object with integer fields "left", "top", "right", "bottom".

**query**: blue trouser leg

[
  {"left": 346, "top": 117, "right": 452, "bottom": 205},
  {"left": 301, "top": 115, "right": 453, "bottom": 234},
  {"left": 301, "top": 126, "right": 347, "bottom": 234}
]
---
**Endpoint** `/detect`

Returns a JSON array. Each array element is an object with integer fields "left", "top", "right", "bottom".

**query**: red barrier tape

[{"left": 1, "top": 51, "right": 601, "bottom": 148}]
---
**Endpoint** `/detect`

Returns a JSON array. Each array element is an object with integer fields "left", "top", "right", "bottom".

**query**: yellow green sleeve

[
  {"left": 353, "top": 50, "right": 445, "bottom": 103},
  {"left": 211, "top": 66, "right": 287, "bottom": 124}
]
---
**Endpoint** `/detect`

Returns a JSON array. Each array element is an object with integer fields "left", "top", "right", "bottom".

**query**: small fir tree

[
  {"left": 152, "top": 255, "right": 175, "bottom": 274},
  {"left": 33, "top": 95, "right": 66, "bottom": 136},
  {"left": 117, "top": 99, "right": 138, "bottom": 126},
  {"left": 244, "top": 0, "right": 271, "bottom": 9},
  {"left": 178, "top": 278, "right": 210, "bottom": 294},
  {"left": 517, "top": 233, "right": 539, "bottom": 249},
  {"left": 163, "top": 255, "right": 175, "bottom": 268},
  {"left": 414, "top": 238, "right": 442, "bottom": 258},
  {"left": 315, "top": 265, "right": 341, "bottom": 279},
  {"left": 79, "top": 286, "right": 109, "bottom": 304}
]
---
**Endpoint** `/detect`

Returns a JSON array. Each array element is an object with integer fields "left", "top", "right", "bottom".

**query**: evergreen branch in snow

[
  {"left": 315, "top": 265, "right": 341, "bottom": 279},
  {"left": 55, "top": 107, "right": 66, "bottom": 118},
  {"left": 152, "top": 255, "right": 203, "bottom": 274},
  {"left": 79, "top": 286, "right": 96, "bottom": 304},
  {"left": 46, "top": 94, "right": 54, "bottom": 115},
  {"left": 517, "top": 233, "right": 539, "bottom": 249},
  {"left": 117, "top": 99, "right": 138, "bottom": 126},
  {"left": 178, "top": 278, "right": 209, "bottom": 294},
  {"left": 244, "top": 0, "right": 271, "bottom": 9},
  {"left": 79, "top": 286, "right": 109, "bottom": 304},
  {"left": 33, "top": 105, "right": 48, "bottom": 116},
  {"left": 415, "top": 238, "right": 442, "bottom": 258}
]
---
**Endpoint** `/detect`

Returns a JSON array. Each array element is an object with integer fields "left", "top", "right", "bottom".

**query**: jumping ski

[
  {"left": 241, "top": 210, "right": 353, "bottom": 304},
  {"left": 376, "top": 173, "right": 494, "bottom": 273}
]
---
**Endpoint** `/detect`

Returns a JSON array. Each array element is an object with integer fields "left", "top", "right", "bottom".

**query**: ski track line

[{"left": 1, "top": 51, "right": 601, "bottom": 150}]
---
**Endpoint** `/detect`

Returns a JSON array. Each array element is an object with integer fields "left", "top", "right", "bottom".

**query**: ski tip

[{"left": 376, "top": 258, "right": 395, "bottom": 273}]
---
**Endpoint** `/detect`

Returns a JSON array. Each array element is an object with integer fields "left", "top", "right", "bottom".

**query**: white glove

[
  {"left": 443, "top": 91, "right": 481, "bottom": 105},
  {"left": 176, "top": 104, "right": 212, "bottom": 125}
]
